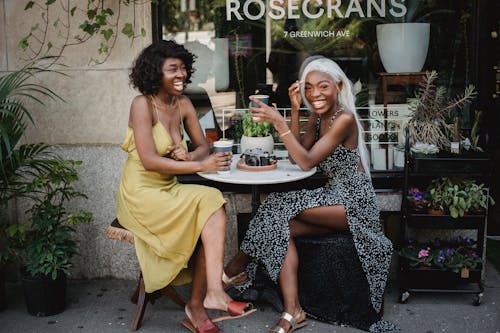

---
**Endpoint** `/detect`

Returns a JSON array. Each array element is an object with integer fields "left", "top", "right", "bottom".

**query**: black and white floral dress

[{"left": 239, "top": 120, "right": 395, "bottom": 332}]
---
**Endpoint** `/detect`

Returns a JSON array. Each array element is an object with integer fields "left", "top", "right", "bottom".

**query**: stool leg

[
  {"left": 160, "top": 285, "right": 187, "bottom": 308},
  {"left": 130, "top": 273, "right": 142, "bottom": 304},
  {"left": 130, "top": 275, "right": 148, "bottom": 331}
]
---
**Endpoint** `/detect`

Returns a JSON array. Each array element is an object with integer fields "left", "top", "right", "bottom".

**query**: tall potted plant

[
  {"left": 407, "top": 71, "right": 476, "bottom": 151},
  {"left": 7, "top": 158, "right": 92, "bottom": 316},
  {"left": 0, "top": 62, "right": 63, "bottom": 311}
]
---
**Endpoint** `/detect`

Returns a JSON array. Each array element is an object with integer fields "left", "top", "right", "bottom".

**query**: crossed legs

[{"left": 225, "top": 204, "right": 349, "bottom": 332}]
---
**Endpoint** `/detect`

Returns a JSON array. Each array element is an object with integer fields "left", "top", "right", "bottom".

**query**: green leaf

[
  {"left": 70, "top": 6, "right": 76, "bottom": 16},
  {"left": 18, "top": 37, "right": 29, "bottom": 50},
  {"left": 87, "top": 9, "right": 97, "bottom": 20},
  {"left": 24, "top": 1, "right": 34, "bottom": 10},
  {"left": 47, "top": 41, "right": 53, "bottom": 50},
  {"left": 141, "top": 28, "right": 146, "bottom": 37},
  {"left": 121, "top": 23, "right": 134, "bottom": 38},
  {"left": 101, "top": 29, "right": 113, "bottom": 41},
  {"left": 46, "top": 0, "right": 56, "bottom": 5}
]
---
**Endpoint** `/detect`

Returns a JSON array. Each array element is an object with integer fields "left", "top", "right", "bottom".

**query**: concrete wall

[{"left": 0, "top": 1, "right": 152, "bottom": 279}]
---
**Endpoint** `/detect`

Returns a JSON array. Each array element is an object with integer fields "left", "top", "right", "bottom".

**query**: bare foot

[{"left": 203, "top": 290, "right": 232, "bottom": 312}]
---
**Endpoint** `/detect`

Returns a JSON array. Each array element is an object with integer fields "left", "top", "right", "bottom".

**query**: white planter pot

[
  {"left": 240, "top": 135, "right": 274, "bottom": 154},
  {"left": 394, "top": 147, "right": 405, "bottom": 168},
  {"left": 371, "top": 147, "right": 394, "bottom": 171},
  {"left": 376, "top": 23, "right": 430, "bottom": 73}
]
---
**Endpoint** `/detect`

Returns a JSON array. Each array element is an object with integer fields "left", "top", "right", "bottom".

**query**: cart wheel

[
  {"left": 473, "top": 293, "right": 483, "bottom": 306},
  {"left": 399, "top": 291, "right": 410, "bottom": 304}
]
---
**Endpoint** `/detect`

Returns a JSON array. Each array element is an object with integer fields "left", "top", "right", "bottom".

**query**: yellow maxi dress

[{"left": 116, "top": 108, "right": 226, "bottom": 293}]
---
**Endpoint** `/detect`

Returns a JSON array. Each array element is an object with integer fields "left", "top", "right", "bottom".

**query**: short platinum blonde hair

[{"left": 299, "top": 55, "right": 371, "bottom": 177}]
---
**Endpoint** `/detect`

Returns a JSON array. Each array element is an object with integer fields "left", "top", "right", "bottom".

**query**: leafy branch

[{"left": 19, "top": 0, "right": 152, "bottom": 67}]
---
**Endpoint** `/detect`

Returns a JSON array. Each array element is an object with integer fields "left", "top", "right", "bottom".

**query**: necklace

[
  {"left": 327, "top": 104, "right": 344, "bottom": 128},
  {"left": 153, "top": 95, "right": 177, "bottom": 110}
]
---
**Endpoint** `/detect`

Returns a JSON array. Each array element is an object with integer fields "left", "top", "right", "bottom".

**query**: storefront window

[{"left": 157, "top": 0, "right": 475, "bottom": 170}]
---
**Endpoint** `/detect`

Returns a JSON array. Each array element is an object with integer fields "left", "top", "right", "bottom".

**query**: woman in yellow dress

[{"left": 116, "top": 40, "right": 254, "bottom": 333}]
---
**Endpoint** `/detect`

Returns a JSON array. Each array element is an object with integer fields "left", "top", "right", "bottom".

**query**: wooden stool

[
  {"left": 106, "top": 218, "right": 186, "bottom": 331},
  {"left": 295, "top": 233, "right": 385, "bottom": 331}
]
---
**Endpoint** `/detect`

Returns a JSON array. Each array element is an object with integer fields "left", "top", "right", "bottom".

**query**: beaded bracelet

[{"left": 280, "top": 129, "right": 291, "bottom": 138}]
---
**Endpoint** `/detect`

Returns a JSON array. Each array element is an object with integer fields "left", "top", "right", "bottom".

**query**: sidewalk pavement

[{"left": 1, "top": 262, "right": 499, "bottom": 333}]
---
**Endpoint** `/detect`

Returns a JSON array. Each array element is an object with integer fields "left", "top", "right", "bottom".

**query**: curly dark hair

[{"left": 129, "top": 40, "right": 196, "bottom": 95}]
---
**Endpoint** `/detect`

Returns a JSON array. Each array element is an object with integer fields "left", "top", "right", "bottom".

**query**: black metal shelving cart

[{"left": 399, "top": 129, "right": 492, "bottom": 305}]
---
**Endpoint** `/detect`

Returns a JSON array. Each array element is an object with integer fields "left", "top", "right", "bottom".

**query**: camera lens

[{"left": 246, "top": 156, "right": 260, "bottom": 166}]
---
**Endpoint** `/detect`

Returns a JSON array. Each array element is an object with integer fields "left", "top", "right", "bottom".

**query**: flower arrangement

[
  {"left": 407, "top": 178, "right": 494, "bottom": 217},
  {"left": 399, "top": 237, "right": 482, "bottom": 273},
  {"left": 406, "top": 187, "right": 427, "bottom": 211}
]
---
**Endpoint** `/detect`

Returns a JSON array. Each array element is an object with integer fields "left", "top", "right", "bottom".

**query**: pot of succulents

[
  {"left": 407, "top": 71, "right": 477, "bottom": 151},
  {"left": 410, "top": 142, "right": 439, "bottom": 158},
  {"left": 6, "top": 158, "right": 92, "bottom": 316},
  {"left": 240, "top": 111, "right": 274, "bottom": 154},
  {"left": 364, "top": 0, "right": 453, "bottom": 73}
]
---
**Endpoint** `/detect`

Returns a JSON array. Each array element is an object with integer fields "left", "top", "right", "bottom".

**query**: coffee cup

[
  {"left": 213, "top": 139, "right": 233, "bottom": 174},
  {"left": 250, "top": 94, "right": 269, "bottom": 107},
  {"left": 249, "top": 94, "right": 269, "bottom": 121}
]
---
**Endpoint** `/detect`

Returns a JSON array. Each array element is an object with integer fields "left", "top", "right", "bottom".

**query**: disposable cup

[
  {"left": 249, "top": 94, "right": 269, "bottom": 121},
  {"left": 250, "top": 94, "right": 269, "bottom": 107},
  {"left": 213, "top": 140, "right": 233, "bottom": 174}
]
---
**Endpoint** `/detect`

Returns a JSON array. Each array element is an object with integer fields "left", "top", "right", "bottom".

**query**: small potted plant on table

[{"left": 240, "top": 112, "right": 274, "bottom": 154}]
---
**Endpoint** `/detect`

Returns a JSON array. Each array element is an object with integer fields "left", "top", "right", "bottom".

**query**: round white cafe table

[{"left": 198, "top": 156, "right": 316, "bottom": 216}]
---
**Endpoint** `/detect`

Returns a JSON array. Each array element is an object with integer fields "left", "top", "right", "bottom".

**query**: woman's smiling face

[
  {"left": 304, "top": 70, "right": 342, "bottom": 115},
  {"left": 161, "top": 57, "right": 187, "bottom": 95}
]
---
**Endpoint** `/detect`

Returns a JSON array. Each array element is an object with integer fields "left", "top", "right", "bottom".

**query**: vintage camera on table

[{"left": 241, "top": 148, "right": 276, "bottom": 166}]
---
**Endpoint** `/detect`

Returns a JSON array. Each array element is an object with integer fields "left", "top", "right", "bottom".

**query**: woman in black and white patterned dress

[{"left": 223, "top": 56, "right": 396, "bottom": 333}]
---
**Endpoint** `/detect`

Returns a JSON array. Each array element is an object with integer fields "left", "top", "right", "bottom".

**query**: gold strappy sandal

[
  {"left": 222, "top": 271, "right": 248, "bottom": 290},
  {"left": 268, "top": 309, "right": 307, "bottom": 333}
]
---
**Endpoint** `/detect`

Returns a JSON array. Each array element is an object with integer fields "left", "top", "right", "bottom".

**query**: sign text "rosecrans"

[{"left": 226, "top": 0, "right": 407, "bottom": 21}]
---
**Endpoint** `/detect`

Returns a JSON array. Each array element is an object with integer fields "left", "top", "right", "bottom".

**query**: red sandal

[
  {"left": 181, "top": 317, "right": 223, "bottom": 333},
  {"left": 212, "top": 301, "right": 257, "bottom": 322}
]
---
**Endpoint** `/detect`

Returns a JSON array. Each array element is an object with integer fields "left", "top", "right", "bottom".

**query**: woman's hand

[
  {"left": 288, "top": 80, "right": 303, "bottom": 111},
  {"left": 200, "top": 152, "right": 233, "bottom": 172},
  {"left": 166, "top": 144, "right": 191, "bottom": 161},
  {"left": 248, "top": 97, "right": 284, "bottom": 127}
]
